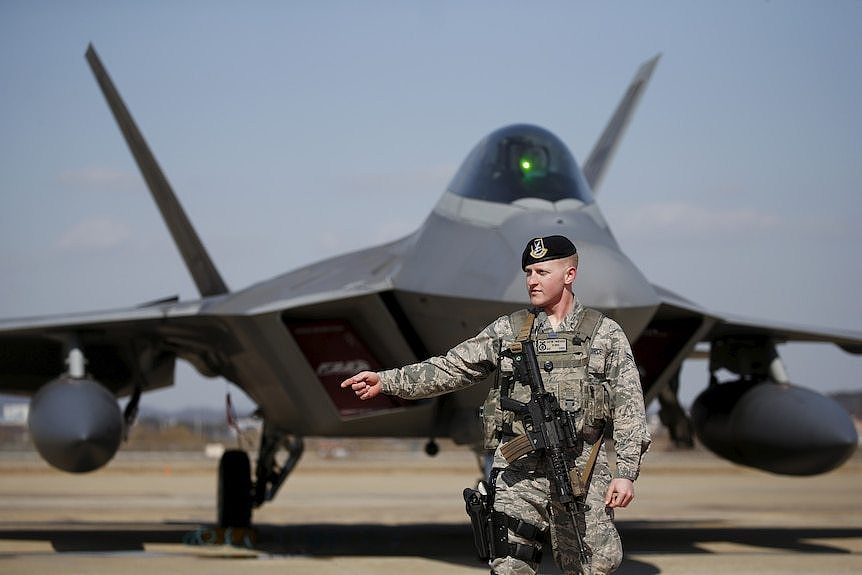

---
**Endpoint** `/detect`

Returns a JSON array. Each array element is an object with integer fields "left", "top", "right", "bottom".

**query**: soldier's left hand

[{"left": 605, "top": 478, "right": 634, "bottom": 508}]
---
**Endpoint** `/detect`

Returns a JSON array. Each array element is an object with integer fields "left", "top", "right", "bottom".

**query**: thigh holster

[
  {"left": 464, "top": 484, "right": 493, "bottom": 561},
  {"left": 491, "top": 511, "right": 546, "bottom": 564}
]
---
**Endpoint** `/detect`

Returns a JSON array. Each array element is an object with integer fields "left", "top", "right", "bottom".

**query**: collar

[{"left": 532, "top": 296, "right": 584, "bottom": 334}]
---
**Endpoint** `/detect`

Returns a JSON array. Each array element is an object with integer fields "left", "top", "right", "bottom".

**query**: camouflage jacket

[{"left": 378, "top": 298, "right": 651, "bottom": 481}]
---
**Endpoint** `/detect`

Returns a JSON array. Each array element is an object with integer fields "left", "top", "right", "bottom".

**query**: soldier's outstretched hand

[{"left": 341, "top": 371, "right": 382, "bottom": 400}]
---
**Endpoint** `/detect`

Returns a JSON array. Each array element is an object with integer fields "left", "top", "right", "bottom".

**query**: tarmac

[{"left": 1, "top": 440, "right": 860, "bottom": 574}]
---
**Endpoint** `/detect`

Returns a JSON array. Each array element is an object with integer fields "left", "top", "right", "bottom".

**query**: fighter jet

[{"left": 2, "top": 45, "right": 859, "bottom": 528}]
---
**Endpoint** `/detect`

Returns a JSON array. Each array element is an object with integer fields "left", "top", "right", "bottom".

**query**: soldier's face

[{"left": 524, "top": 258, "right": 576, "bottom": 309}]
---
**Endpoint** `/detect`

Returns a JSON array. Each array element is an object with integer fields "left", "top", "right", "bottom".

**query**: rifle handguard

[{"left": 500, "top": 433, "right": 534, "bottom": 463}]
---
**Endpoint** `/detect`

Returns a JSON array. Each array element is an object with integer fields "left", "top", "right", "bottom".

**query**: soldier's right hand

[{"left": 340, "top": 371, "right": 381, "bottom": 400}]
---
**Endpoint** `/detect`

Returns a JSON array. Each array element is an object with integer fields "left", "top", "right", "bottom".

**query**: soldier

[{"left": 341, "top": 234, "right": 650, "bottom": 575}]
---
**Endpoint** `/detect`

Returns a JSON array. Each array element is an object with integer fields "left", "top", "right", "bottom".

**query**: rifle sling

[{"left": 581, "top": 433, "right": 603, "bottom": 487}]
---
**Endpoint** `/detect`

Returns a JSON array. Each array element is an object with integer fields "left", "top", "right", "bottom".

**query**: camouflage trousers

[{"left": 489, "top": 449, "right": 622, "bottom": 575}]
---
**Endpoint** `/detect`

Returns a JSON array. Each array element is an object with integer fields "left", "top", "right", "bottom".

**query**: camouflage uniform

[{"left": 379, "top": 298, "right": 650, "bottom": 575}]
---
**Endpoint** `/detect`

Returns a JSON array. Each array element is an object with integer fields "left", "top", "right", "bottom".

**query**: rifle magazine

[{"left": 500, "top": 434, "right": 534, "bottom": 463}]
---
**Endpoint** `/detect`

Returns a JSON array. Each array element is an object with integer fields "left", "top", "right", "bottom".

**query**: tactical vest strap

[
  {"left": 574, "top": 307, "right": 603, "bottom": 347},
  {"left": 511, "top": 309, "right": 535, "bottom": 344},
  {"left": 509, "top": 307, "right": 603, "bottom": 346}
]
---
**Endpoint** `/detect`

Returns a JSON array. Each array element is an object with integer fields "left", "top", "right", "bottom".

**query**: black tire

[{"left": 217, "top": 449, "right": 253, "bottom": 528}]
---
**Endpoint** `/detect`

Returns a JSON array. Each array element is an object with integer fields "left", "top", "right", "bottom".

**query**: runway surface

[{"left": 1, "top": 441, "right": 860, "bottom": 574}]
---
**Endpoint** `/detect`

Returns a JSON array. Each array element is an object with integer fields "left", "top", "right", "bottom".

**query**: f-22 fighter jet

[{"left": 2, "top": 45, "right": 859, "bottom": 527}]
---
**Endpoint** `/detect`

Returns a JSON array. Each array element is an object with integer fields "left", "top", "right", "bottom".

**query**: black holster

[
  {"left": 464, "top": 481, "right": 546, "bottom": 564},
  {"left": 463, "top": 482, "right": 492, "bottom": 561}
]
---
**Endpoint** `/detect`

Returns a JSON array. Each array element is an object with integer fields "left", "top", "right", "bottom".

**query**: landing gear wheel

[{"left": 217, "top": 449, "right": 253, "bottom": 527}]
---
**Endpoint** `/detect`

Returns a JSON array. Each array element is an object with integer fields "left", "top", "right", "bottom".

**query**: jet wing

[
  {"left": 652, "top": 282, "right": 862, "bottom": 353},
  {"left": 0, "top": 299, "right": 220, "bottom": 396},
  {"left": 631, "top": 283, "right": 862, "bottom": 405},
  {"left": 0, "top": 253, "right": 399, "bottom": 388},
  {"left": 0, "top": 237, "right": 426, "bottom": 419},
  {"left": 704, "top": 312, "right": 862, "bottom": 354}
]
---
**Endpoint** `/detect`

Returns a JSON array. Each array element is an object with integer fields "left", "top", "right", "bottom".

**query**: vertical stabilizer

[
  {"left": 582, "top": 54, "right": 661, "bottom": 194},
  {"left": 85, "top": 44, "right": 229, "bottom": 297}
]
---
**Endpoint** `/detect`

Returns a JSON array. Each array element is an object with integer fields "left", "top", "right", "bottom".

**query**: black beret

[{"left": 522, "top": 235, "right": 577, "bottom": 270}]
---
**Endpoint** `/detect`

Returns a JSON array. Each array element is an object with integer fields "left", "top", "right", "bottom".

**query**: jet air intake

[
  {"left": 690, "top": 380, "right": 858, "bottom": 475},
  {"left": 28, "top": 376, "right": 124, "bottom": 473}
]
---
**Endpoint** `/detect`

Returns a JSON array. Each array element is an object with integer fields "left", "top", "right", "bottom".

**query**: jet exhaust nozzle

[
  {"left": 691, "top": 380, "right": 858, "bottom": 476},
  {"left": 28, "top": 376, "right": 124, "bottom": 473}
]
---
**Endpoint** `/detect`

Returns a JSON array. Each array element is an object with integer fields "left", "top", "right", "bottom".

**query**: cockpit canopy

[{"left": 447, "top": 124, "right": 594, "bottom": 205}]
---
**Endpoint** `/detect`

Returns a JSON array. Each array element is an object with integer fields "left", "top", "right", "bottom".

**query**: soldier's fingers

[
  {"left": 340, "top": 375, "right": 358, "bottom": 388},
  {"left": 353, "top": 377, "right": 374, "bottom": 390},
  {"left": 605, "top": 490, "right": 624, "bottom": 508}
]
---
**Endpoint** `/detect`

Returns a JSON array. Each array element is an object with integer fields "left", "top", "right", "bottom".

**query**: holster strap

[
  {"left": 491, "top": 511, "right": 545, "bottom": 564},
  {"left": 506, "top": 514, "right": 545, "bottom": 541}
]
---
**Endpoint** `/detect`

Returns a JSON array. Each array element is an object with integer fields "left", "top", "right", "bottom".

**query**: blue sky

[{"left": 1, "top": 1, "right": 860, "bottom": 413}]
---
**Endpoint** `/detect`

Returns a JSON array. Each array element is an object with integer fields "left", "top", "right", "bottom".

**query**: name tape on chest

[{"left": 536, "top": 338, "right": 568, "bottom": 353}]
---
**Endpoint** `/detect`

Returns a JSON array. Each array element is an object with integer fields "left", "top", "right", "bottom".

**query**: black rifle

[{"left": 500, "top": 339, "right": 592, "bottom": 572}]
